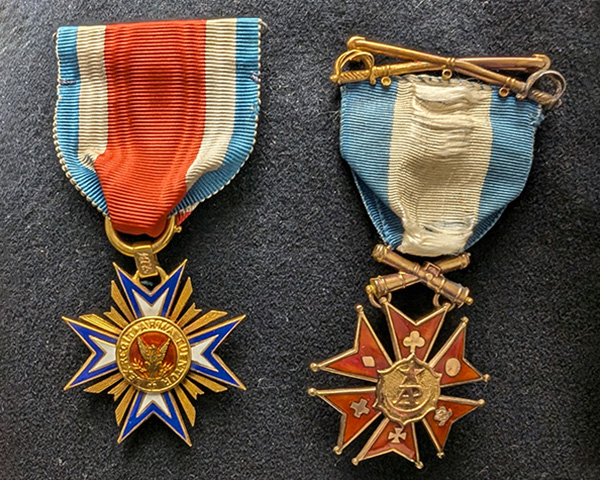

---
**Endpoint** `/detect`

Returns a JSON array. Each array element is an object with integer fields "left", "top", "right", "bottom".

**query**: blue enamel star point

[{"left": 64, "top": 261, "right": 246, "bottom": 445}]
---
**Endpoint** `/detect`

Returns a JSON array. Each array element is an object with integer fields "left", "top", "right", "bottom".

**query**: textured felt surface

[{"left": 0, "top": 1, "right": 599, "bottom": 479}]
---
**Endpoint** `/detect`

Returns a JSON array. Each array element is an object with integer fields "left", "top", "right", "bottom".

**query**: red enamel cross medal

[
  {"left": 309, "top": 37, "right": 564, "bottom": 467},
  {"left": 309, "top": 246, "right": 488, "bottom": 467}
]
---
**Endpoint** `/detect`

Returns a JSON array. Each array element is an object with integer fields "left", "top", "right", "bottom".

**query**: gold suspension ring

[
  {"left": 105, "top": 215, "right": 181, "bottom": 257},
  {"left": 105, "top": 216, "right": 182, "bottom": 278}
]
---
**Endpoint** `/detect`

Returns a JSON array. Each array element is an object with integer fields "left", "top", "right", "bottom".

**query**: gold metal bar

[
  {"left": 369, "top": 272, "right": 419, "bottom": 296},
  {"left": 331, "top": 57, "right": 546, "bottom": 85},
  {"left": 348, "top": 37, "right": 446, "bottom": 65},
  {"left": 371, "top": 245, "right": 473, "bottom": 307},
  {"left": 333, "top": 38, "right": 564, "bottom": 107},
  {"left": 460, "top": 56, "right": 550, "bottom": 72},
  {"left": 331, "top": 61, "right": 443, "bottom": 84},
  {"left": 132, "top": 241, "right": 159, "bottom": 278},
  {"left": 349, "top": 37, "right": 549, "bottom": 71},
  {"left": 333, "top": 59, "right": 558, "bottom": 106}
]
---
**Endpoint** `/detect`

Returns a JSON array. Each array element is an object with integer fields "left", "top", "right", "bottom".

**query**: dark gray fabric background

[{"left": 1, "top": 1, "right": 598, "bottom": 479}]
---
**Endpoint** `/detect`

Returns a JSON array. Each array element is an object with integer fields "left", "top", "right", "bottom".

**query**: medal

[
  {"left": 309, "top": 37, "right": 565, "bottom": 466},
  {"left": 54, "top": 18, "right": 262, "bottom": 445}
]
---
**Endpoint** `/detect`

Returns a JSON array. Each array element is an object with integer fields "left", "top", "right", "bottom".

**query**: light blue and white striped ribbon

[{"left": 340, "top": 74, "right": 544, "bottom": 257}]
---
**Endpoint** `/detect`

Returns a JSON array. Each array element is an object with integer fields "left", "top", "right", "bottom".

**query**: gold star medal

[
  {"left": 54, "top": 18, "right": 262, "bottom": 444},
  {"left": 309, "top": 37, "right": 565, "bottom": 466}
]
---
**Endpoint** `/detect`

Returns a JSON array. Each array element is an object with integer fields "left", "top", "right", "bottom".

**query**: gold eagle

[{"left": 137, "top": 337, "right": 171, "bottom": 378}]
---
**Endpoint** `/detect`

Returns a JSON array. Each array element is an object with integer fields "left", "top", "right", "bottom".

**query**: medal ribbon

[
  {"left": 55, "top": 19, "right": 261, "bottom": 236},
  {"left": 340, "top": 75, "right": 544, "bottom": 257}
]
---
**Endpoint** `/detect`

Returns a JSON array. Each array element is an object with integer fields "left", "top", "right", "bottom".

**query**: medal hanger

[{"left": 55, "top": 18, "right": 262, "bottom": 445}]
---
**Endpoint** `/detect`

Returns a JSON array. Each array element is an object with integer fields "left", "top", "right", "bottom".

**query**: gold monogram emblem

[
  {"left": 116, "top": 317, "right": 191, "bottom": 393},
  {"left": 375, "top": 355, "right": 441, "bottom": 425}
]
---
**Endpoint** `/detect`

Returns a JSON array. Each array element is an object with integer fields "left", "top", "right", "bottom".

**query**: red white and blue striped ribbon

[{"left": 54, "top": 19, "right": 262, "bottom": 236}]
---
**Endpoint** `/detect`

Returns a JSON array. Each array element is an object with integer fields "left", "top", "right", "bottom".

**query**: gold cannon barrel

[
  {"left": 371, "top": 245, "right": 473, "bottom": 307},
  {"left": 368, "top": 252, "right": 471, "bottom": 297},
  {"left": 368, "top": 272, "right": 417, "bottom": 297}
]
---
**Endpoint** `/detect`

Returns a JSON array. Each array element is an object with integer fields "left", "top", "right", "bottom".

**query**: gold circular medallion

[
  {"left": 375, "top": 355, "right": 441, "bottom": 425},
  {"left": 116, "top": 316, "right": 191, "bottom": 393},
  {"left": 444, "top": 357, "right": 462, "bottom": 377}
]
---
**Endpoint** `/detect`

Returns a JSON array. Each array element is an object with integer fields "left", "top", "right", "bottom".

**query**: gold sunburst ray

[
  {"left": 187, "top": 372, "right": 228, "bottom": 393},
  {"left": 84, "top": 372, "right": 123, "bottom": 394},
  {"left": 181, "top": 378, "right": 204, "bottom": 399},
  {"left": 115, "top": 386, "right": 136, "bottom": 426},
  {"left": 104, "top": 306, "right": 129, "bottom": 329},
  {"left": 79, "top": 313, "right": 122, "bottom": 335},
  {"left": 174, "top": 385, "right": 197, "bottom": 426},
  {"left": 177, "top": 303, "right": 202, "bottom": 328},
  {"left": 170, "top": 277, "right": 193, "bottom": 321},
  {"left": 108, "top": 379, "right": 130, "bottom": 400},
  {"left": 110, "top": 280, "right": 135, "bottom": 322},
  {"left": 183, "top": 310, "right": 229, "bottom": 335}
]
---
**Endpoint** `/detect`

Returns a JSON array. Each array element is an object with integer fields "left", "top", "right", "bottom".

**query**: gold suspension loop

[
  {"left": 133, "top": 266, "right": 168, "bottom": 283},
  {"left": 368, "top": 291, "right": 392, "bottom": 310},
  {"left": 104, "top": 215, "right": 181, "bottom": 257},
  {"left": 105, "top": 216, "right": 182, "bottom": 278},
  {"left": 433, "top": 293, "right": 456, "bottom": 311}
]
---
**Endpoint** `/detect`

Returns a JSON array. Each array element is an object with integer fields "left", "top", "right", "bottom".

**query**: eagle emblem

[
  {"left": 137, "top": 337, "right": 171, "bottom": 378},
  {"left": 64, "top": 262, "right": 246, "bottom": 445}
]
